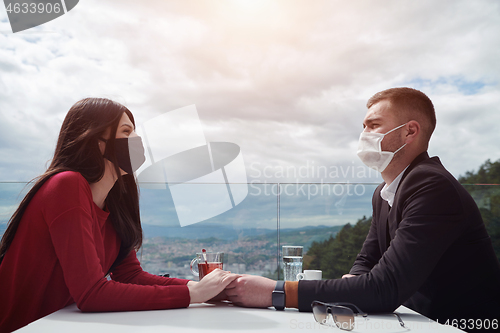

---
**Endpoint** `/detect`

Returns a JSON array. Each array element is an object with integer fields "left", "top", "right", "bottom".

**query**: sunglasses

[
  {"left": 311, "top": 301, "right": 407, "bottom": 331},
  {"left": 311, "top": 301, "right": 367, "bottom": 330}
]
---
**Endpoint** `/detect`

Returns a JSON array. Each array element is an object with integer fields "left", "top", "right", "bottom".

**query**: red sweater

[{"left": 0, "top": 171, "right": 190, "bottom": 333}]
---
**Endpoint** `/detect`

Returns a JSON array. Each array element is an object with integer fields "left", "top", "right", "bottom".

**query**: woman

[{"left": 0, "top": 98, "right": 237, "bottom": 332}]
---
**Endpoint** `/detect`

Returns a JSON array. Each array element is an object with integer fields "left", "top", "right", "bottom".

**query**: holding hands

[
  {"left": 225, "top": 274, "right": 276, "bottom": 308},
  {"left": 187, "top": 269, "right": 239, "bottom": 304},
  {"left": 188, "top": 270, "right": 276, "bottom": 308}
]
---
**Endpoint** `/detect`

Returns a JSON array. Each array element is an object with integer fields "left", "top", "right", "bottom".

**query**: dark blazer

[{"left": 298, "top": 152, "right": 500, "bottom": 322}]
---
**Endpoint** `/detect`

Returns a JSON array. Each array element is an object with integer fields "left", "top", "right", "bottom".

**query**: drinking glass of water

[{"left": 282, "top": 246, "right": 303, "bottom": 281}]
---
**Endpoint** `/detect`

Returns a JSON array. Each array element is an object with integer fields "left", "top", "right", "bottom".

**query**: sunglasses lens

[
  {"left": 312, "top": 302, "right": 328, "bottom": 324},
  {"left": 332, "top": 306, "right": 355, "bottom": 331}
]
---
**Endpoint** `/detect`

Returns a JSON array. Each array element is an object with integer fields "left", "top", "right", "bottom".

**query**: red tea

[{"left": 198, "top": 262, "right": 223, "bottom": 280}]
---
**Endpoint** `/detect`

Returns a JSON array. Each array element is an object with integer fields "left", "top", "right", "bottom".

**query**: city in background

[
  {"left": 1, "top": 158, "right": 499, "bottom": 280},
  {"left": 1, "top": 0, "right": 499, "bottom": 283}
]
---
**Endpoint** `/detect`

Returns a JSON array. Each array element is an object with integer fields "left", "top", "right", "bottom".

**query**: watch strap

[{"left": 272, "top": 280, "right": 286, "bottom": 310}]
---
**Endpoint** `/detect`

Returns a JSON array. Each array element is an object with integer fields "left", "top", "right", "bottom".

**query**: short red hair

[{"left": 367, "top": 87, "right": 436, "bottom": 142}]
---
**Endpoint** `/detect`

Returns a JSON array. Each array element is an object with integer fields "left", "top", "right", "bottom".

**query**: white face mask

[{"left": 357, "top": 123, "right": 407, "bottom": 172}]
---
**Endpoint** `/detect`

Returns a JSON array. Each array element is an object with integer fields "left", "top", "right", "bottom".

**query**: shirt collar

[{"left": 380, "top": 166, "right": 409, "bottom": 207}]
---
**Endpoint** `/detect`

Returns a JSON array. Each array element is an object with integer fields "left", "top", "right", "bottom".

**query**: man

[{"left": 225, "top": 87, "right": 500, "bottom": 324}]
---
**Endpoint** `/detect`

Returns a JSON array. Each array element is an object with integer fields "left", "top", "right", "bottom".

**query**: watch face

[{"left": 272, "top": 291, "right": 285, "bottom": 309}]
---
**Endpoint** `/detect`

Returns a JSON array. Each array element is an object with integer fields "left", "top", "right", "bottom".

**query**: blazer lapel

[
  {"left": 388, "top": 207, "right": 398, "bottom": 241},
  {"left": 388, "top": 151, "right": 431, "bottom": 241},
  {"left": 378, "top": 200, "right": 391, "bottom": 252}
]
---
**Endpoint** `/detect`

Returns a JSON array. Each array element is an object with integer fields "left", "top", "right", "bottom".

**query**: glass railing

[
  {"left": 137, "top": 182, "right": 377, "bottom": 279},
  {"left": 1, "top": 182, "right": 499, "bottom": 280}
]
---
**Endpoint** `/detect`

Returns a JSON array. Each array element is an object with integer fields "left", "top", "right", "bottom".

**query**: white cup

[{"left": 297, "top": 270, "right": 322, "bottom": 280}]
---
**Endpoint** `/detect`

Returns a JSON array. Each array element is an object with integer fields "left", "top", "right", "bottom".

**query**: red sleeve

[
  {"left": 45, "top": 172, "right": 190, "bottom": 312},
  {"left": 111, "top": 251, "right": 190, "bottom": 286}
]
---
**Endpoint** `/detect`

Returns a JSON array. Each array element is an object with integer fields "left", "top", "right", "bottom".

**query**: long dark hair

[{"left": 0, "top": 98, "right": 143, "bottom": 269}]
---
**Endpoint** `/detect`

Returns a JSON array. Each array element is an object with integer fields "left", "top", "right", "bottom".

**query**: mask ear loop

[
  {"left": 393, "top": 143, "right": 406, "bottom": 154},
  {"left": 380, "top": 123, "right": 407, "bottom": 154},
  {"left": 382, "top": 122, "right": 407, "bottom": 136}
]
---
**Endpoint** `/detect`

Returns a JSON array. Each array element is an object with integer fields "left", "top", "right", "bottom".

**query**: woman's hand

[{"left": 187, "top": 269, "right": 239, "bottom": 304}]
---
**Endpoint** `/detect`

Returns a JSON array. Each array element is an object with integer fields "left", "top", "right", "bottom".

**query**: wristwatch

[{"left": 272, "top": 281, "right": 286, "bottom": 310}]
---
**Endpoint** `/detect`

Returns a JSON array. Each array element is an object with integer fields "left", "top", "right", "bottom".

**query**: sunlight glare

[
  {"left": 233, "top": 0, "right": 270, "bottom": 12},
  {"left": 225, "top": 0, "right": 284, "bottom": 26}
]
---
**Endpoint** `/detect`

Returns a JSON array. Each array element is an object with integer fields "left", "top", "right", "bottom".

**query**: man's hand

[
  {"left": 209, "top": 289, "right": 229, "bottom": 302},
  {"left": 225, "top": 275, "right": 276, "bottom": 308},
  {"left": 187, "top": 269, "right": 239, "bottom": 304}
]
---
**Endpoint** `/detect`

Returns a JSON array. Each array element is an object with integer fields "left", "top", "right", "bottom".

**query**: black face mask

[{"left": 100, "top": 136, "right": 146, "bottom": 175}]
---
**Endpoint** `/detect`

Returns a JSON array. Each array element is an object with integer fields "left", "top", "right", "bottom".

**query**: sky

[{"left": 1, "top": 0, "right": 500, "bottom": 229}]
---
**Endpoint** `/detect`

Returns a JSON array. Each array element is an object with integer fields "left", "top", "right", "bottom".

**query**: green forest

[
  {"left": 458, "top": 159, "right": 500, "bottom": 260},
  {"left": 304, "top": 158, "right": 500, "bottom": 279},
  {"left": 303, "top": 216, "right": 371, "bottom": 279}
]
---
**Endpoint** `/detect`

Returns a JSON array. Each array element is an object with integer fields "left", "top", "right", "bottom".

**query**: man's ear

[{"left": 404, "top": 120, "right": 420, "bottom": 144}]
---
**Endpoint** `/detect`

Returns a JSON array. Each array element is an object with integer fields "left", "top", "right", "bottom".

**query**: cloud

[{"left": 0, "top": 0, "right": 499, "bottom": 185}]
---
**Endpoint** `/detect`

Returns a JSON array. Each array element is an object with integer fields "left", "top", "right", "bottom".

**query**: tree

[
  {"left": 304, "top": 216, "right": 371, "bottom": 279},
  {"left": 459, "top": 158, "right": 500, "bottom": 261}
]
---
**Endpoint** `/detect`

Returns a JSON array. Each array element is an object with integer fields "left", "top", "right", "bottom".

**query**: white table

[{"left": 16, "top": 302, "right": 463, "bottom": 332}]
